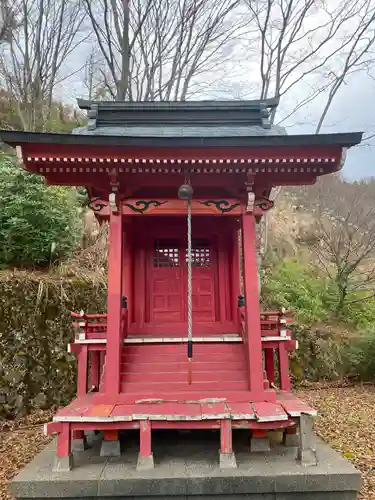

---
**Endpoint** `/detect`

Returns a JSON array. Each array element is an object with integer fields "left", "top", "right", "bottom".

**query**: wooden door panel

[
  {"left": 148, "top": 236, "right": 218, "bottom": 330},
  {"left": 150, "top": 239, "right": 183, "bottom": 323},
  {"left": 190, "top": 240, "right": 216, "bottom": 322}
]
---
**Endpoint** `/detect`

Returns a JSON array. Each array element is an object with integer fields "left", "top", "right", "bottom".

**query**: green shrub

[
  {"left": 290, "top": 325, "right": 352, "bottom": 383},
  {"left": 344, "top": 330, "right": 375, "bottom": 381},
  {"left": 341, "top": 297, "right": 375, "bottom": 331},
  {"left": 261, "top": 258, "right": 375, "bottom": 383},
  {"left": 0, "top": 154, "right": 82, "bottom": 267},
  {"left": 262, "top": 259, "right": 336, "bottom": 324},
  {"left": 0, "top": 271, "right": 107, "bottom": 418}
]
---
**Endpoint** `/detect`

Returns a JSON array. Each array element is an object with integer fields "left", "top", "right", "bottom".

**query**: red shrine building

[{"left": 0, "top": 99, "right": 362, "bottom": 471}]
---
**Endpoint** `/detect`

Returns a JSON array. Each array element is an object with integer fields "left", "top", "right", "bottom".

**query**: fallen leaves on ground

[
  {"left": 0, "top": 410, "right": 53, "bottom": 500},
  {"left": 1, "top": 387, "right": 375, "bottom": 499},
  {"left": 297, "top": 385, "right": 375, "bottom": 499}
]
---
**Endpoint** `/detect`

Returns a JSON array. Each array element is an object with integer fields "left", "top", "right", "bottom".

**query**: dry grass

[{"left": 1, "top": 386, "right": 375, "bottom": 499}]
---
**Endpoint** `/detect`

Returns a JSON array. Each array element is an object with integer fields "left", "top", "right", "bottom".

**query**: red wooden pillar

[
  {"left": 57, "top": 423, "right": 71, "bottom": 457},
  {"left": 241, "top": 214, "right": 264, "bottom": 394},
  {"left": 278, "top": 344, "right": 291, "bottom": 391},
  {"left": 139, "top": 421, "right": 152, "bottom": 457},
  {"left": 104, "top": 205, "right": 124, "bottom": 395},
  {"left": 122, "top": 221, "right": 132, "bottom": 328},
  {"left": 264, "top": 348, "right": 275, "bottom": 385},
  {"left": 90, "top": 350, "right": 100, "bottom": 389},
  {"left": 231, "top": 226, "right": 241, "bottom": 327},
  {"left": 220, "top": 419, "right": 233, "bottom": 454},
  {"left": 77, "top": 345, "right": 88, "bottom": 396}
]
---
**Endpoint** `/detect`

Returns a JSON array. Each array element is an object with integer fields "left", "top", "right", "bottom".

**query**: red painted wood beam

[
  {"left": 104, "top": 205, "right": 124, "bottom": 395},
  {"left": 220, "top": 420, "right": 233, "bottom": 454},
  {"left": 264, "top": 348, "right": 275, "bottom": 385},
  {"left": 139, "top": 421, "right": 152, "bottom": 457},
  {"left": 68, "top": 418, "right": 295, "bottom": 432},
  {"left": 241, "top": 214, "right": 264, "bottom": 394},
  {"left": 278, "top": 343, "right": 291, "bottom": 391},
  {"left": 90, "top": 351, "right": 100, "bottom": 389},
  {"left": 77, "top": 345, "right": 88, "bottom": 396},
  {"left": 57, "top": 423, "right": 71, "bottom": 457}
]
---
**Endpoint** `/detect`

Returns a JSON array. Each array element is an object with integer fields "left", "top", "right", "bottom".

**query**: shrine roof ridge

[
  {"left": 77, "top": 98, "right": 280, "bottom": 130},
  {"left": 77, "top": 97, "right": 280, "bottom": 111}
]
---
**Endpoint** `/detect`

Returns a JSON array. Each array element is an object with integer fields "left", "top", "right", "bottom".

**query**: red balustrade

[
  {"left": 239, "top": 306, "right": 297, "bottom": 391},
  {"left": 71, "top": 310, "right": 128, "bottom": 342}
]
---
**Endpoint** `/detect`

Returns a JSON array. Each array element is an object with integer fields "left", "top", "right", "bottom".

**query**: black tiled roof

[{"left": 76, "top": 98, "right": 281, "bottom": 134}]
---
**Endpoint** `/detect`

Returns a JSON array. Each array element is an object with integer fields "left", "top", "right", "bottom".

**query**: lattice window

[
  {"left": 188, "top": 240, "right": 212, "bottom": 267},
  {"left": 154, "top": 240, "right": 180, "bottom": 267}
]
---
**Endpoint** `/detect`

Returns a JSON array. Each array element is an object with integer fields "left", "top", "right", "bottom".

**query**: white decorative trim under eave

[
  {"left": 26, "top": 156, "right": 337, "bottom": 164},
  {"left": 35, "top": 166, "right": 329, "bottom": 175},
  {"left": 27, "top": 155, "right": 337, "bottom": 175}
]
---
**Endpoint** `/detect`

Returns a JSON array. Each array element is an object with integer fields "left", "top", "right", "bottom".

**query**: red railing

[
  {"left": 260, "top": 309, "right": 293, "bottom": 338},
  {"left": 71, "top": 309, "right": 128, "bottom": 342},
  {"left": 238, "top": 306, "right": 297, "bottom": 391},
  {"left": 238, "top": 307, "right": 293, "bottom": 339}
]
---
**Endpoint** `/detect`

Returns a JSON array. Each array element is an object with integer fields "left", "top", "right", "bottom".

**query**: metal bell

[{"left": 178, "top": 184, "right": 194, "bottom": 200}]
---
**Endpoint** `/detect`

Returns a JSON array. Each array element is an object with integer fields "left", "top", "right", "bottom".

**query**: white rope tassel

[{"left": 187, "top": 197, "right": 193, "bottom": 384}]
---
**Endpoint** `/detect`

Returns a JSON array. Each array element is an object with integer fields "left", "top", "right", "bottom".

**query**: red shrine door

[
  {"left": 151, "top": 237, "right": 216, "bottom": 325},
  {"left": 131, "top": 218, "right": 237, "bottom": 336}
]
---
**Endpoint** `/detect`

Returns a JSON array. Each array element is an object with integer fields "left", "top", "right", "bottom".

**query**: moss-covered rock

[{"left": 0, "top": 270, "right": 107, "bottom": 418}]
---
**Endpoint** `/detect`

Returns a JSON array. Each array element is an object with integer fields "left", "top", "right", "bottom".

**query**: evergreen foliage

[
  {"left": 0, "top": 154, "right": 82, "bottom": 267},
  {"left": 262, "top": 258, "right": 375, "bottom": 382}
]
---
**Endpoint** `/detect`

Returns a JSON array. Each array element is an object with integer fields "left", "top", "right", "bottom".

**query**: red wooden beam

[
  {"left": 90, "top": 351, "right": 100, "bottom": 389},
  {"left": 104, "top": 204, "right": 124, "bottom": 395},
  {"left": 241, "top": 214, "right": 264, "bottom": 394},
  {"left": 139, "top": 421, "right": 152, "bottom": 457},
  {"left": 220, "top": 419, "right": 233, "bottom": 454},
  {"left": 77, "top": 345, "right": 88, "bottom": 396}
]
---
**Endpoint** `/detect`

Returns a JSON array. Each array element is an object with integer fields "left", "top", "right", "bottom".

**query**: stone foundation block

[
  {"left": 100, "top": 439, "right": 121, "bottom": 457},
  {"left": 219, "top": 451, "right": 237, "bottom": 469}
]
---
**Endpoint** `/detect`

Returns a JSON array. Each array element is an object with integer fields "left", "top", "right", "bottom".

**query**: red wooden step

[
  {"left": 121, "top": 380, "right": 249, "bottom": 392},
  {"left": 120, "top": 361, "right": 246, "bottom": 373},
  {"left": 122, "top": 343, "right": 244, "bottom": 354},
  {"left": 122, "top": 352, "right": 245, "bottom": 363},
  {"left": 120, "top": 370, "right": 248, "bottom": 384}
]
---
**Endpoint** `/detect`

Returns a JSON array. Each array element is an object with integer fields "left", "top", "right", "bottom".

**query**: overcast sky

[
  {"left": 62, "top": 16, "right": 375, "bottom": 183},
  {"left": 278, "top": 71, "right": 375, "bottom": 181}
]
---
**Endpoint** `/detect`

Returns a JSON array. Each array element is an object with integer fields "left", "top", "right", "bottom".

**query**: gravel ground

[{"left": 0, "top": 386, "right": 374, "bottom": 499}]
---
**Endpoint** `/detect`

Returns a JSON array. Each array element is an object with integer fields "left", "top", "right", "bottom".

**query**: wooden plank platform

[
  {"left": 277, "top": 391, "right": 317, "bottom": 417},
  {"left": 52, "top": 392, "right": 316, "bottom": 424}
]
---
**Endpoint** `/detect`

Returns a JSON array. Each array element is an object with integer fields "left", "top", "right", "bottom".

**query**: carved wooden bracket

[{"left": 88, "top": 198, "right": 242, "bottom": 216}]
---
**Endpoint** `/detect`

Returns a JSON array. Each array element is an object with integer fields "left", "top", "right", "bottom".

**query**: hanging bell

[{"left": 178, "top": 184, "right": 194, "bottom": 200}]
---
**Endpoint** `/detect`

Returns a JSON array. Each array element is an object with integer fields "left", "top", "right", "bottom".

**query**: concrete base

[
  {"left": 100, "top": 439, "right": 121, "bottom": 457},
  {"left": 137, "top": 453, "right": 155, "bottom": 471},
  {"left": 284, "top": 432, "right": 300, "bottom": 447},
  {"left": 52, "top": 454, "right": 73, "bottom": 473},
  {"left": 250, "top": 436, "right": 271, "bottom": 452},
  {"left": 219, "top": 451, "right": 237, "bottom": 469},
  {"left": 10, "top": 430, "right": 361, "bottom": 499},
  {"left": 72, "top": 436, "right": 89, "bottom": 452}
]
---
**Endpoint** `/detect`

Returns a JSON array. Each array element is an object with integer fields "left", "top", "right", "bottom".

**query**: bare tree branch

[
  {"left": 0, "top": 0, "right": 87, "bottom": 131},
  {"left": 0, "top": 0, "right": 21, "bottom": 43},
  {"left": 243, "top": 0, "right": 375, "bottom": 126},
  {"left": 84, "top": 0, "right": 244, "bottom": 101},
  {"left": 289, "top": 176, "right": 375, "bottom": 313}
]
